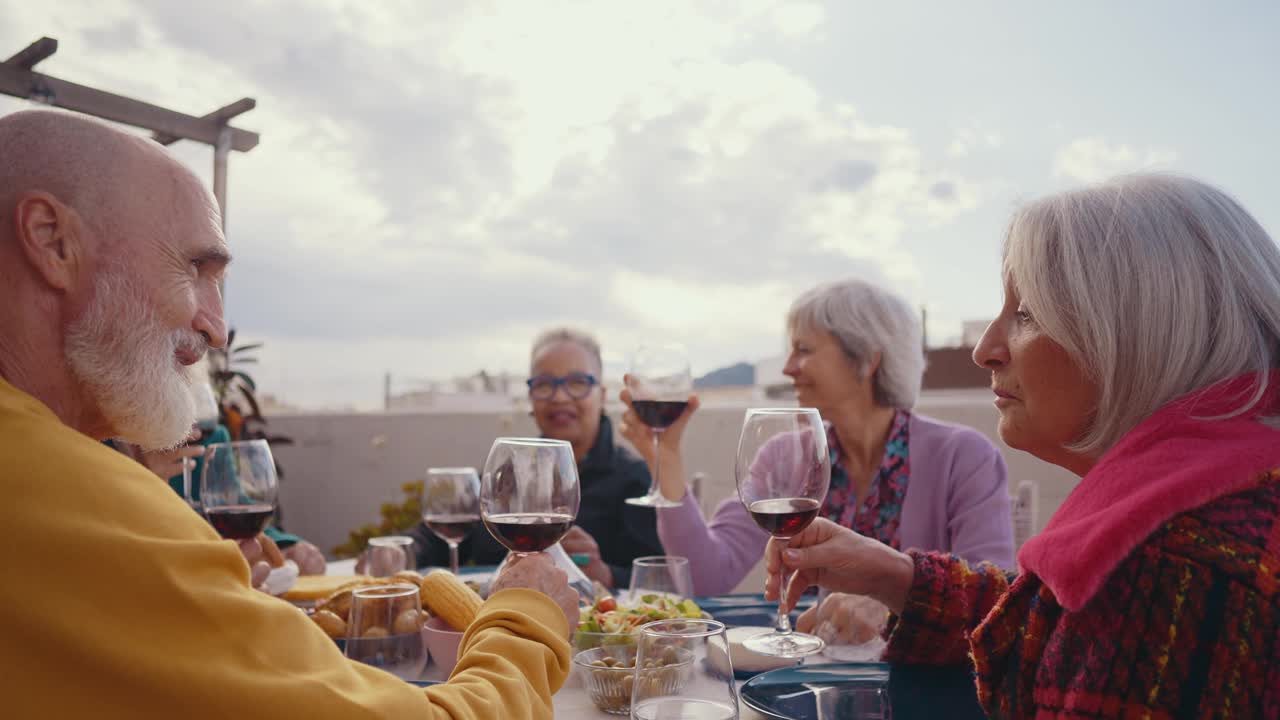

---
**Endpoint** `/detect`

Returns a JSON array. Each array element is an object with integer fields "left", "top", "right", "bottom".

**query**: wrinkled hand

[
  {"left": 284, "top": 541, "right": 326, "bottom": 576},
  {"left": 795, "top": 592, "right": 889, "bottom": 646},
  {"left": 139, "top": 430, "right": 206, "bottom": 480},
  {"left": 560, "top": 525, "right": 613, "bottom": 589},
  {"left": 764, "top": 518, "right": 914, "bottom": 615},
  {"left": 490, "top": 553, "right": 580, "bottom": 638},
  {"left": 237, "top": 536, "right": 273, "bottom": 591}
]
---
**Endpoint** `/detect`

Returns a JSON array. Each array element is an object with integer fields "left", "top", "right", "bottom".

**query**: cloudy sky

[{"left": 3, "top": 1, "right": 1278, "bottom": 409}]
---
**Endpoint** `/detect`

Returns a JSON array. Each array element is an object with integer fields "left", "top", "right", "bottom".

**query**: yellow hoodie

[{"left": 0, "top": 378, "right": 570, "bottom": 719}]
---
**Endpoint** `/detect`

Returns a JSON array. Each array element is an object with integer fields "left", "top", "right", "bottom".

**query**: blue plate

[
  {"left": 739, "top": 663, "right": 891, "bottom": 720},
  {"left": 406, "top": 680, "right": 441, "bottom": 688},
  {"left": 693, "top": 593, "right": 817, "bottom": 613}
]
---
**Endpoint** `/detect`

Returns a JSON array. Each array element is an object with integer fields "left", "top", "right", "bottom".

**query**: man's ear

[{"left": 14, "top": 190, "right": 84, "bottom": 291}]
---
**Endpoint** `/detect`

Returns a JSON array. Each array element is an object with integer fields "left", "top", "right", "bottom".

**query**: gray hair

[
  {"left": 1004, "top": 173, "right": 1280, "bottom": 455},
  {"left": 786, "top": 279, "right": 924, "bottom": 410},
  {"left": 529, "top": 327, "right": 603, "bottom": 375}
]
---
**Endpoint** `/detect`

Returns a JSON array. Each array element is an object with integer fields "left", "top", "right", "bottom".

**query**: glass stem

[
  {"left": 650, "top": 432, "right": 662, "bottom": 498},
  {"left": 182, "top": 460, "right": 193, "bottom": 506},
  {"left": 448, "top": 541, "right": 460, "bottom": 575},
  {"left": 775, "top": 540, "right": 793, "bottom": 636}
]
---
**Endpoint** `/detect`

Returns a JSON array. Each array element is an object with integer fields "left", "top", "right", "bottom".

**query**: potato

[
  {"left": 311, "top": 610, "right": 347, "bottom": 639},
  {"left": 317, "top": 589, "right": 355, "bottom": 621},
  {"left": 392, "top": 609, "right": 424, "bottom": 636},
  {"left": 363, "top": 625, "right": 389, "bottom": 639},
  {"left": 393, "top": 570, "right": 424, "bottom": 585}
]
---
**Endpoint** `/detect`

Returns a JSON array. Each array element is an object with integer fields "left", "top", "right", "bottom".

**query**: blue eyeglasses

[{"left": 526, "top": 373, "right": 598, "bottom": 400}]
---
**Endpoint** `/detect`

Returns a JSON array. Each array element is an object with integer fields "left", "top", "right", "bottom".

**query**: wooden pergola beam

[
  {"left": 0, "top": 63, "right": 259, "bottom": 151},
  {"left": 154, "top": 97, "right": 256, "bottom": 146},
  {"left": 3, "top": 37, "right": 58, "bottom": 70}
]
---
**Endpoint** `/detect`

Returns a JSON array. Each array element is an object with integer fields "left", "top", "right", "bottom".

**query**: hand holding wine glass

[
  {"left": 736, "top": 408, "right": 831, "bottom": 658},
  {"left": 624, "top": 343, "right": 694, "bottom": 508},
  {"left": 422, "top": 467, "right": 481, "bottom": 575},
  {"left": 480, "top": 438, "right": 580, "bottom": 557}
]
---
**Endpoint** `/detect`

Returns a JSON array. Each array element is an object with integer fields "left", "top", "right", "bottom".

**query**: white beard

[{"left": 65, "top": 272, "right": 208, "bottom": 451}]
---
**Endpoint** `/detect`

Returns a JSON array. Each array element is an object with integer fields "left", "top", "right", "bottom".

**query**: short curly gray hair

[
  {"left": 529, "top": 327, "right": 603, "bottom": 375},
  {"left": 786, "top": 279, "right": 924, "bottom": 410},
  {"left": 1004, "top": 173, "right": 1280, "bottom": 454}
]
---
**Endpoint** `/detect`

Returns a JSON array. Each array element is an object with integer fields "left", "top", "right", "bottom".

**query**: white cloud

[
  {"left": 947, "top": 127, "right": 1004, "bottom": 158},
  {"left": 0, "top": 0, "right": 990, "bottom": 408},
  {"left": 1052, "top": 137, "right": 1178, "bottom": 183}
]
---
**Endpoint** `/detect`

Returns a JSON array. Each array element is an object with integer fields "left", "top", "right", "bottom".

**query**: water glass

[
  {"left": 344, "top": 583, "right": 426, "bottom": 680},
  {"left": 628, "top": 556, "right": 693, "bottom": 604},
  {"left": 364, "top": 535, "right": 416, "bottom": 577},
  {"left": 630, "top": 619, "right": 738, "bottom": 720}
]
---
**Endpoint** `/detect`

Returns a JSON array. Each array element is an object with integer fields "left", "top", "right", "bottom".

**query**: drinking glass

[
  {"left": 181, "top": 381, "right": 221, "bottom": 510},
  {"left": 625, "top": 344, "right": 692, "bottom": 508},
  {"left": 364, "top": 535, "right": 416, "bottom": 577},
  {"left": 423, "top": 467, "right": 482, "bottom": 575},
  {"left": 344, "top": 583, "right": 427, "bottom": 680},
  {"left": 735, "top": 408, "right": 831, "bottom": 658},
  {"left": 628, "top": 556, "right": 693, "bottom": 604},
  {"left": 200, "top": 440, "right": 278, "bottom": 540},
  {"left": 480, "top": 438, "right": 580, "bottom": 557},
  {"left": 629, "top": 619, "right": 738, "bottom": 720}
]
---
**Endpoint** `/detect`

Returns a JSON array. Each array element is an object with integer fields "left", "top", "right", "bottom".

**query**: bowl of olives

[{"left": 571, "top": 644, "right": 694, "bottom": 715}]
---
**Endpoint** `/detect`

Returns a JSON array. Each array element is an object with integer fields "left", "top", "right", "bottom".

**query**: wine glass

[
  {"left": 344, "top": 583, "right": 427, "bottom": 680},
  {"left": 735, "top": 408, "right": 831, "bottom": 658},
  {"left": 629, "top": 619, "right": 738, "bottom": 720},
  {"left": 628, "top": 556, "right": 693, "bottom": 604},
  {"left": 181, "top": 381, "right": 221, "bottom": 510},
  {"left": 200, "top": 439, "right": 278, "bottom": 540},
  {"left": 423, "top": 467, "right": 481, "bottom": 574},
  {"left": 480, "top": 438, "right": 580, "bottom": 557},
  {"left": 625, "top": 343, "right": 692, "bottom": 508}
]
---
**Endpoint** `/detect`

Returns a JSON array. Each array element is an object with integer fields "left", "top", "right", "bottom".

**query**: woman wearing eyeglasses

[{"left": 409, "top": 327, "right": 663, "bottom": 589}]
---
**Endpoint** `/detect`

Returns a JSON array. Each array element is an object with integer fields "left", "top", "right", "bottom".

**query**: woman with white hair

[
  {"left": 619, "top": 278, "right": 1015, "bottom": 611},
  {"left": 765, "top": 174, "right": 1280, "bottom": 717}
]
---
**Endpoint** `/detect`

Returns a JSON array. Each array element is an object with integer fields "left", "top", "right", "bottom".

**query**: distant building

[
  {"left": 386, "top": 371, "right": 526, "bottom": 413},
  {"left": 961, "top": 320, "right": 992, "bottom": 348},
  {"left": 923, "top": 347, "right": 988, "bottom": 390}
]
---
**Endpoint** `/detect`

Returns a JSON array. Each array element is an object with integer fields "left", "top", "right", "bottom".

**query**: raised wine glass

[
  {"left": 625, "top": 343, "right": 692, "bottom": 508},
  {"left": 423, "top": 466, "right": 482, "bottom": 574},
  {"left": 735, "top": 408, "right": 831, "bottom": 658},
  {"left": 200, "top": 439, "right": 279, "bottom": 540},
  {"left": 480, "top": 438, "right": 580, "bottom": 557}
]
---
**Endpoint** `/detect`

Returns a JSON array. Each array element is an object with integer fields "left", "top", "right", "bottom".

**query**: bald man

[{"left": 0, "top": 110, "right": 576, "bottom": 720}]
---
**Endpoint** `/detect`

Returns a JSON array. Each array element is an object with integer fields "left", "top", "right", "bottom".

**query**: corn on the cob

[{"left": 420, "top": 570, "right": 484, "bottom": 630}]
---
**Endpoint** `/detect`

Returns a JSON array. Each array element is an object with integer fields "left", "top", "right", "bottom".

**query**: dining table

[{"left": 321, "top": 560, "right": 984, "bottom": 720}]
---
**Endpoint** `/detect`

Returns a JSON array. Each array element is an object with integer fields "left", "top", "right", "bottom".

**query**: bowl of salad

[{"left": 574, "top": 593, "right": 707, "bottom": 652}]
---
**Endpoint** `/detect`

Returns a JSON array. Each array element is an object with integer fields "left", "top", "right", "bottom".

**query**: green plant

[{"left": 333, "top": 480, "right": 425, "bottom": 558}]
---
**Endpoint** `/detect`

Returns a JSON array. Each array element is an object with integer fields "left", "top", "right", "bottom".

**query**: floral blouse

[{"left": 821, "top": 410, "right": 911, "bottom": 549}]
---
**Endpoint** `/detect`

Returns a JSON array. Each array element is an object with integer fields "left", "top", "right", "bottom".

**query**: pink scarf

[{"left": 1018, "top": 371, "right": 1280, "bottom": 611}]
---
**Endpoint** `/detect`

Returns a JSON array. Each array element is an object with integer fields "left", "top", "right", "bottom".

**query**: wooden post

[{"left": 213, "top": 125, "right": 231, "bottom": 230}]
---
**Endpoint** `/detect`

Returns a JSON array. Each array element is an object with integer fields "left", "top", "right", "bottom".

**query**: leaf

[
  {"left": 233, "top": 342, "right": 264, "bottom": 355},
  {"left": 232, "top": 371, "right": 257, "bottom": 391},
  {"left": 234, "top": 358, "right": 260, "bottom": 364}
]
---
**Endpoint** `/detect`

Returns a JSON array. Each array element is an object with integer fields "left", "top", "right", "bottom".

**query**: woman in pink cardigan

[{"left": 618, "top": 279, "right": 1015, "bottom": 622}]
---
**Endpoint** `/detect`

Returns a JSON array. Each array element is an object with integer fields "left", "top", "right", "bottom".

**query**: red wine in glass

[
  {"left": 630, "top": 399, "right": 690, "bottom": 430},
  {"left": 206, "top": 504, "right": 275, "bottom": 539},
  {"left": 484, "top": 512, "right": 575, "bottom": 553},
  {"left": 747, "top": 498, "right": 821, "bottom": 537},
  {"left": 424, "top": 513, "right": 481, "bottom": 543}
]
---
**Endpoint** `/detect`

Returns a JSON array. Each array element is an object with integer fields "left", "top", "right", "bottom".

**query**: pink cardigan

[{"left": 657, "top": 413, "right": 1015, "bottom": 596}]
